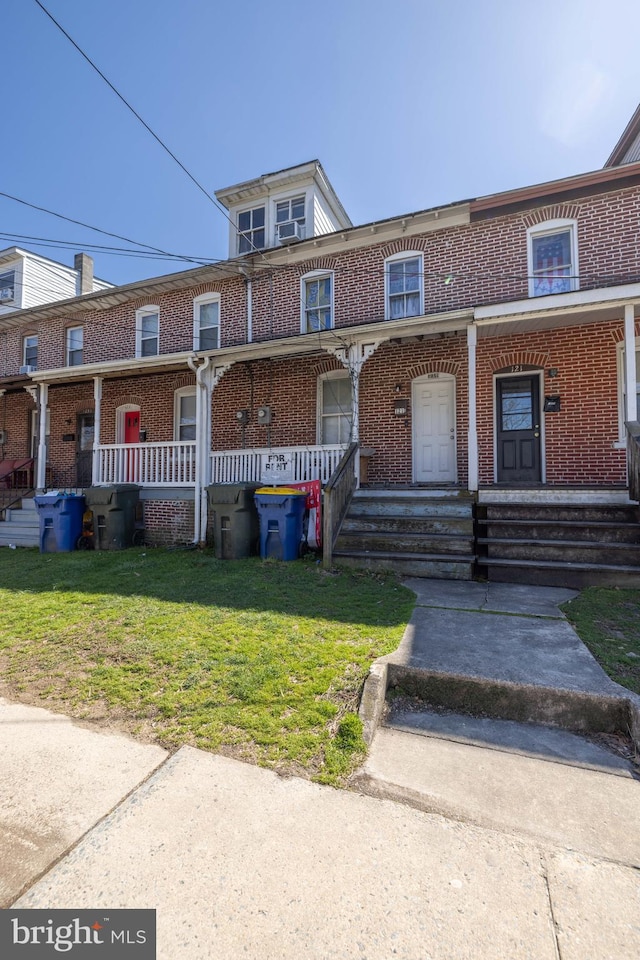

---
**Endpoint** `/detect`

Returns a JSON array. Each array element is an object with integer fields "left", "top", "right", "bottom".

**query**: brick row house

[{"left": 2, "top": 132, "right": 640, "bottom": 583}]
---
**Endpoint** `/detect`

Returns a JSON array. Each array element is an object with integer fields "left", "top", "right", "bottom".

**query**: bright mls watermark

[{"left": 0, "top": 910, "right": 156, "bottom": 957}]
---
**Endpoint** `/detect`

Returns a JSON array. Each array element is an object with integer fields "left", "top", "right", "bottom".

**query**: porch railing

[
  {"left": 96, "top": 441, "right": 197, "bottom": 486},
  {"left": 626, "top": 421, "right": 640, "bottom": 503},
  {"left": 322, "top": 442, "right": 359, "bottom": 570},
  {"left": 210, "top": 444, "right": 347, "bottom": 484}
]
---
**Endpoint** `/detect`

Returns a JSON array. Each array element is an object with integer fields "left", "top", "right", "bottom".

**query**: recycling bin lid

[{"left": 254, "top": 487, "right": 307, "bottom": 496}]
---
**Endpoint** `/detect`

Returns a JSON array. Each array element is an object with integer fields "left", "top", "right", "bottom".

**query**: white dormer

[{"left": 215, "top": 160, "right": 352, "bottom": 258}]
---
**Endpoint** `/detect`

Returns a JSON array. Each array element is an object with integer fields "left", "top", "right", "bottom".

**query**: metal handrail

[{"left": 322, "top": 442, "right": 358, "bottom": 570}]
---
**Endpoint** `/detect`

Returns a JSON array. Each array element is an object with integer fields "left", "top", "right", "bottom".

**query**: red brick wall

[{"left": 143, "top": 500, "right": 194, "bottom": 546}]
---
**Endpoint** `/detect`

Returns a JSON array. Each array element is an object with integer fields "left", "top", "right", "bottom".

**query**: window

[
  {"left": 193, "top": 294, "right": 220, "bottom": 350},
  {"left": 385, "top": 253, "right": 423, "bottom": 320},
  {"left": 0, "top": 270, "right": 15, "bottom": 305},
  {"left": 66, "top": 326, "right": 83, "bottom": 366},
  {"left": 275, "top": 195, "right": 305, "bottom": 242},
  {"left": 136, "top": 306, "right": 159, "bottom": 357},
  {"left": 528, "top": 220, "right": 578, "bottom": 297},
  {"left": 174, "top": 388, "right": 197, "bottom": 441},
  {"left": 238, "top": 206, "right": 265, "bottom": 254},
  {"left": 302, "top": 273, "right": 333, "bottom": 332},
  {"left": 618, "top": 341, "right": 640, "bottom": 440},
  {"left": 318, "top": 373, "right": 352, "bottom": 444},
  {"left": 23, "top": 334, "right": 38, "bottom": 369}
]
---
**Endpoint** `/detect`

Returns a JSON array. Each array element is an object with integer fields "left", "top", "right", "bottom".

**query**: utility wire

[{"left": 33, "top": 0, "right": 269, "bottom": 262}]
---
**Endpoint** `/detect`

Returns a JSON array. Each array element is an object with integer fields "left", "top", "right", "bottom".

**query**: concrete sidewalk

[{"left": 1, "top": 580, "right": 639, "bottom": 958}]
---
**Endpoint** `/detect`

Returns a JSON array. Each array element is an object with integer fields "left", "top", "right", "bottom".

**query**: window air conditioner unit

[
  {"left": 0, "top": 288, "right": 14, "bottom": 303},
  {"left": 277, "top": 221, "right": 303, "bottom": 244},
  {"left": 19, "top": 365, "right": 36, "bottom": 374}
]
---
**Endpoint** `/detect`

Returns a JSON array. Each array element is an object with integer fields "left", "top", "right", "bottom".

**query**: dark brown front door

[
  {"left": 76, "top": 413, "right": 94, "bottom": 487},
  {"left": 496, "top": 376, "right": 541, "bottom": 483}
]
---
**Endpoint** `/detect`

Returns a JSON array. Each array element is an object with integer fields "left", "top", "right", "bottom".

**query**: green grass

[
  {"left": 562, "top": 588, "right": 640, "bottom": 695},
  {"left": 0, "top": 548, "right": 414, "bottom": 783}
]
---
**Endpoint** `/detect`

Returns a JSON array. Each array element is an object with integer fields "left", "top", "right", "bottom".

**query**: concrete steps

[
  {"left": 333, "top": 489, "right": 476, "bottom": 579},
  {"left": 0, "top": 497, "right": 39, "bottom": 548},
  {"left": 477, "top": 498, "right": 640, "bottom": 588}
]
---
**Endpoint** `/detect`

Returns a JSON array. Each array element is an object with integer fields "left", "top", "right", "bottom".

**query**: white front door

[{"left": 412, "top": 376, "right": 456, "bottom": 483}]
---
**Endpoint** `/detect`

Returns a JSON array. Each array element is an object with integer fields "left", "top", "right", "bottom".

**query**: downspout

[
  {"left": 245, "top": 276, "right": 253, "bottom": 343},
  {"left": 187, "top": 355, "right": 211, "bottom": 545}
]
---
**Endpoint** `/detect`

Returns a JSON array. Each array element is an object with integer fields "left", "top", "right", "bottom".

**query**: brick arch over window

[
  {"left": 311, "top": 357, "right": 346, "bottom": 377},
  {"left": 611, "top": 320, "right": 640, "bottom": 343},
  {"left": 111, "top": 394, "right": 144, "bottom": 409},
  {"left": 522, "top": 203, "right": 582, "bottom": 229},
  {"left": 172, "top": 374, "right": 195, "bottom": 390},
  {"left": 296, "top": 257, "right": 338, "bottom": 275},
  {"left": 75, "top": 406, "right": 94, "bottom": 416},
  {"left": 191, "top": 282, "right": 226, "bottom": 298},
  {"left": 408, "top": 360, "right": 460, "bottom": 379},
  {"left": 380, "top": 238, "right": 427, "bottom": 259},
  {"left": 489, "top": 352, "right": 549, "bottom": 373}
]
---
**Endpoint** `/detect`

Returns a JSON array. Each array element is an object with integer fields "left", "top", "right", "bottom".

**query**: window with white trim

[
  {"left": 527, "top": 220, "right": 578, "bottom": 297},
  {"left": 174, "top": 388, "right": 197, "bottom": 441},
  {"left": 385, "top": 253, "right": 423, "bottom": 320},
  {"left": 275, "top": 195, "right": 305, "bottom": 242},
  {"left": 193, "top": 294, "right": 220, "bottom": 350},
  {"left": 238, "top": 206, "right": 265, "bottom": 254},
  {"left": 302, "top": 272, "right": 333, "bottom": 332},
  {"left": 135, "top": 306, "right": 159, "bottom": 358},
  {"left": 0, "top": 270, "right": 16, "bottom": 305},
  {"left": 618, "top": 340, "right": 640, "bottom": 440},
  {"left": 23, "top": 334, "right": 38, "bottom": 369},
  {"left": 66, "top": 326, "right": 83, "bottom": 366},
  {"left": 318, "top": 372, "right": 352, "bottom": 445}
]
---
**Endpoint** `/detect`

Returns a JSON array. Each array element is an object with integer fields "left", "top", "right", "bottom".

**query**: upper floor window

[
  {"left": 0, "top": 270, "right": 15, "bottom": 306},
  {"left": 238, "top": 206, "right": 265, "bottom": 254},
  {"left": 302, "top": 272, "right": 333, "bottom": 332},
  {"left": 528, "top": 220, "right": 578, "bottom": 297},
  {"left": 66, "top": 326, "right": 83, "bottom": 366},
  {"left": 385, "top": 253, "right": 423, "bottom": 320},
  {"left": 136, "top": 306, "right": 159, "bottom": 358},
  {"left": 23, "top": 334, "right": 38, "bottom": 369},
  {"left": 193, "top": 294, "right": 220, "bottom": 350},
  {"left": 276, "top": 195, "right": 305, "bottom": 243},
  {"left": 318, "top": 372, "right": 352, "bottom": 445}
]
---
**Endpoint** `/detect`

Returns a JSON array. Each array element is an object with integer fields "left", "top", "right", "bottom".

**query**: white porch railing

[
  {"left": 210, "top": 444, "right": 347, "bottom": 484},
  {"left": 96, "top": 442, "right": 197, "bottom": 486}
]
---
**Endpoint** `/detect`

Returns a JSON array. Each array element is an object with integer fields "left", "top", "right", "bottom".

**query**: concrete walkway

[{"left": 1, "top": 580, "right": 639, "bottom": 958}]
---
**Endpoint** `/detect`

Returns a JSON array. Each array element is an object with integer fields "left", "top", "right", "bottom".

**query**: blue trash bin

[
  {"left": 254, "top": 488, "right": 307, "bottom": 561},
  {"left": 34, "top": 493, "right": 86, "bottom": 553}
]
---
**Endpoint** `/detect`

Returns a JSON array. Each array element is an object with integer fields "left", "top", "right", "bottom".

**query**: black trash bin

[
  {"left": 206, "top": 483, "right": 260, "bottom": 559},
  {"left": 84, "top": 485, "right": 140, "bottom": 550}
]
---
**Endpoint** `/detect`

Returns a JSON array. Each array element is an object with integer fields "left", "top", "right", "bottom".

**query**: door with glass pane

[{"left": 496, "top": 376, "right": 541, "bottom": 483}]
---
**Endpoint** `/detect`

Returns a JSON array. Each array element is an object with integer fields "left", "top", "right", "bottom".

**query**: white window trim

[
  {"left": 174, "top": 387, "right": 197, "bottom": 442},
  {"left": 615, "top": 338, "right": 640, "bottom": 446},
  {"left": 193, "top": 293, "right": 221, "bottom": 351},
  {"left": 66, "top": 325, "right": 83, "bottom": 366},
  {"left": 23, "top": 334, "right": 38, "bottom": 367},
  {"left": 300, "top": 270, "right": 334, "bottom": 333},
  {"left": 115, "top": 404, "right": 140, "bottom": 444},
  {"left": 384, "top": 250, "right": 424, "bottom": 321},
  {"left": 316, "top": 370, "right": 352, "bottom": 445},
  {"left": 274, "top": 192, "right": 307, "bottom": 244},
  {"left": 527, "top": 219, "right": 579, "bottom": 298},
  {"left": 135, "top": 305, "right": 160, "bottom": 358}
]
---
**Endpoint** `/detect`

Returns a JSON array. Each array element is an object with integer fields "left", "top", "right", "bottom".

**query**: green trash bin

[
  {"left": 206, "top": 483, "right": 260, "bottom": 559},
  {"left": 84, "top": 485, "right": 140, "bottom": 550}
]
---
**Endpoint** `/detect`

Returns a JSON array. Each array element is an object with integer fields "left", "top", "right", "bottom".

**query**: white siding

[
  {"left": 0, "top": 258, "right": 24, "bottom": 315},
  {"left": 22, "top": 254, "right": 77, "bottom": 309},
  {"left": 312, "top": 189, "right": 341, "bottom": 237}
]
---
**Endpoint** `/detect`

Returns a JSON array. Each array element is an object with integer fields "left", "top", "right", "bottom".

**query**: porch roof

[{"left": 474, "top": 281, "right": 640, "bottom": 337}]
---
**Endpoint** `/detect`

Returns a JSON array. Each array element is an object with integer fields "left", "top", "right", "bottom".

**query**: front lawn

[
  {"left": 0, "top": 549, "right": 413, "bottom": 783},
  {"left": 562, "top": 587, "right": 640, "bottom": 696}
]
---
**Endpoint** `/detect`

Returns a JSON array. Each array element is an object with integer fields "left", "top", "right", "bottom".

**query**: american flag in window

[{"left": 532, "top": 230, "right": 572, "bottom": 296}]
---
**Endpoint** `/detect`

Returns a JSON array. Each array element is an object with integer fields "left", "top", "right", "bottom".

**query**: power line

[{"left": 33, "top": 0, "right": 269, "bottom": 262}]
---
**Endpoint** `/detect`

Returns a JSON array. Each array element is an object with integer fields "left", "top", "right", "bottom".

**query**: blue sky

[{"left": 3, "top": 0, "right": 640, "bottom": 286}]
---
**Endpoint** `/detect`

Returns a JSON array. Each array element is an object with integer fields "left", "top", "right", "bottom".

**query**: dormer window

[
  {"left": 527, "top": 220, "right": 578, "bottom": 297},
  {"left": 276, "top": 196, "right": 305, "bottom": 243},
  {"left": 238, "top": 206, "right": 265, "bottom": 254},
  {"left": 0, "top": 270, "right": 15, "bottom": 305}
]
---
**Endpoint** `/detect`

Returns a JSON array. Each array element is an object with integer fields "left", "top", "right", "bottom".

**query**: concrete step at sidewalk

[{"left": 353, "top": 724, "right": 640, "bottom": 866}]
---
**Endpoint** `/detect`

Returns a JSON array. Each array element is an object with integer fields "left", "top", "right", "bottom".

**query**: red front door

[{"left": 124, "top": 411, "right": 140, "bottom": 481}]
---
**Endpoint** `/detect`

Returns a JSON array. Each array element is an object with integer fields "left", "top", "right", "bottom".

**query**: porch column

[
  {"left": 92, "top": 377, "right": 103, "bottom": 485},
  {"left": 467, "top": 324, "right": 479, "bottom": 491},
  {"left": 36, "top": 382, "right": 48, "bottom": 489},
  {"left": 328, "top": 341, "right": 383, "bottom": 483},
  {"left": 624, "top": 304, "right": 637, "bottom": 423}
]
